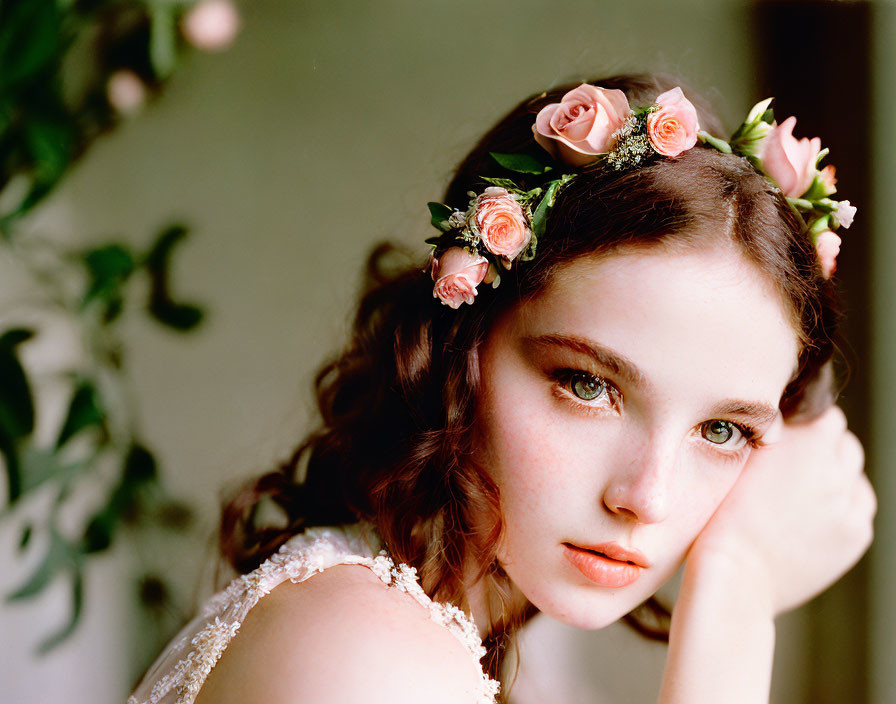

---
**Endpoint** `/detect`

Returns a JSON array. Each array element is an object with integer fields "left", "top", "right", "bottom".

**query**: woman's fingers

[{"left": 839, "top": 429, "right": 865, "bottom": 478}]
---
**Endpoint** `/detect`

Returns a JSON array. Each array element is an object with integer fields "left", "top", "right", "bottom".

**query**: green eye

[
  {"left": 702, "top": 420, "right": 738, "bottom": 444},
  {"left": 570, "top": 374, "right": 606, "bottom": 401}
]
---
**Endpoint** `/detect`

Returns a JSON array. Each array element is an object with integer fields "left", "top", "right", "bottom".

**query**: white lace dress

[{"left": 126, "top": 524, "right": 500, "bottom": 704}]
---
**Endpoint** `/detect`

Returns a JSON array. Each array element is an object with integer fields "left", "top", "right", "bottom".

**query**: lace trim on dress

[{"left": 126, "top": 524, "right": 500, "bottom": 704}]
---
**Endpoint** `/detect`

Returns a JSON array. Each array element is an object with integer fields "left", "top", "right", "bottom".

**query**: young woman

[{"left": 128, "top": 74, "right": 874, "bottom": 704}]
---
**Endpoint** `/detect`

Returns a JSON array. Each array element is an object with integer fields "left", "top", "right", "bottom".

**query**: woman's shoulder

[{"left": 195, "top": 563, "right": 487, "bottom": 703}]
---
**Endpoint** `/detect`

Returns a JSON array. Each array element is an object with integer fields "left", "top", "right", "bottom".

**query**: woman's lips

[{"left": 561, "top": 542, "right": 648, "bottom": 588}]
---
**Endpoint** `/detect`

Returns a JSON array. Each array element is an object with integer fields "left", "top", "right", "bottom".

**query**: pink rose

[
  {"left": 431, "top": 247, "right": 489, "bottom": 309},
  {"left": 181, "top": 0, "right": 241, "bottom": 52},
  {"left": 759, "top": 116, "right": 822, "bottom": 198},
  {"left": 533, "top": 84, "right": 631, "bottom": 166},
  {"left": 815, "top": 230, "right": 841, "bottom": 279},
  {"left": 646, "top": 87, "right": 700, "bottom": 157},
  {"left": 474, "top": 187, "right": 532, "bottom": 260}
]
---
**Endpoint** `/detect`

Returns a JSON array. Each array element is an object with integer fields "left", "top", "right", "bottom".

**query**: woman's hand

[{"left": 689, "top": 404, "right": 876, "bottom": 615}]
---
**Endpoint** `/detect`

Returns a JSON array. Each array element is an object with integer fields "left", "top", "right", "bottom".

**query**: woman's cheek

[{"left": 675, "top": 449, "right": 746, "bottom": 534}]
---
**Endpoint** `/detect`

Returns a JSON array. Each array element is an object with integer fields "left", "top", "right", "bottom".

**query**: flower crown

[{"left": 427, "top": 84, "right": 855, "bottom": 309}]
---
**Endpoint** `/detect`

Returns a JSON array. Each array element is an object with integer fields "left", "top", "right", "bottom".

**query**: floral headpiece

[{"left": 427, "top": 84, "right": 854, "bottom": 308}]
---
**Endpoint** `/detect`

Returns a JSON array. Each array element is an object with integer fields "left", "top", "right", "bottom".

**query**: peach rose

[
  {"left": 815, "top": 230, "right": 841, "bottom": 279},
  {"left": 474, "top": 187, "right": 531, "bottom": 260},
  {"left": 431, "top": 247, "right": 489, "bottom": 309},
  {"left": 759, "top": 116, "right": 821, "bottom": 198},
  {"left": 646, "top": 87, "right": 700, "bottom": 157},
  {"left": 533, "top": 84, "right": 631, "bottom": 166}
]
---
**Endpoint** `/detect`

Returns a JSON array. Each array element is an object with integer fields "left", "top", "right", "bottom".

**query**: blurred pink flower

[
  {"left": 106, "top": 70, "right": 146, "bottom": 115},
  {"left": 181, "top": 0, "right": 241, "bottom": 52}
]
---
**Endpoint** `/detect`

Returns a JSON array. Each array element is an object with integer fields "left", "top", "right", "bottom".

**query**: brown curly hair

[{"left": 220, "top": 74, "right": 841, "bottom": 696}]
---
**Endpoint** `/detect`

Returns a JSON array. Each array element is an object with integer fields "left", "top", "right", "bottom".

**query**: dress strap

[{"left": 126, "top": 524, "right": 499, "bottom": 704}]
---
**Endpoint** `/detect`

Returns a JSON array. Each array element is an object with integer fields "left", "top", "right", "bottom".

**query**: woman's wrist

[
  {"left": 658, "top": 546, "right": 776, "bottom": 704},
  {"left": 685, "top": 532, "right": 777, "bottom": 617}
]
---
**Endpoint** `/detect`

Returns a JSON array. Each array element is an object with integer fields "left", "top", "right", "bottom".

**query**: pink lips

[{"left": 562, "top": 542, "right": 650, "bottom": 588}]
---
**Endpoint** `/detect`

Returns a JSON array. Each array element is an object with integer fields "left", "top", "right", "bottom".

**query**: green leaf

[
  {"left": 80, "top": 444, "right": 156, "bottom": 554},
  {"left": 0, "top": 431, "right": 20, "bottom": 505},
  {"left": 138, "top": 574, "right": 170, "bottom": 610},
  {"left": 523, "top": 187, "right": 543, "bottom": 201},
  {"left": 530, "top": 178, "right": 567, "bottom": 239},
  {"left": 489, "top": 152, "right": 552, "bottom": 175},
  {"left": 124, "top": 444, "right": 157, "bottom": 484},
  {"left": 149, "top": 3, "right": 177, "bottom": 79},
  {"left": 0, "top": 0, "right": 64, "bottom": 91},
  {"left": 82, "top": 513, "right": 113, "bottom": 554},
  {"left": 56, "top": 382, "right": 105, "bottom": 449},
  {"left": 83, "top": 244, "right": 136, "bottom": 309},
  {"left": 633, "top": 105, "right": 658, "bottom": 118},
  {"left": 18, "top": 524, "right": 32, "bottom": 551},
  {"left": 7, "top": 531, "right": 73, "bottom": 601},
  {"left": 17, "top": 447, "right": 92, "bottom": 499},
  {"left": 36, "top": 569, "right": 83, "bottom": 654},
  {"left": 148, "top": 300, "right": 203, "bottom": 330},
  {"left": 519, "top": 234, "right": 538, "bottom": 262},
  {"left": 0, "top": 328, "right": 34, "bottom": 348},
  {"left": 26, "top": 119, "right": 73, "bottom": 185},
  {"left": 427, "top": 202, "right": 453, "bottom": 231},
  {"left": 144, "top": 224, "right": 205, "bottom": 332},
  {"left": 8, "top": 531, "right": 84, "bottom": 652},
  {"left": 0, "top": 328, "right": 35, "bottom": 442},
  {"left": 745, "top": 97, "right": 774, "bottom": 124},
  {"left": 815, "top": 147, "right": 830, "bottom": 167},
  {"left": 697, "top": 131, "right": 732, "bottom": 154}
]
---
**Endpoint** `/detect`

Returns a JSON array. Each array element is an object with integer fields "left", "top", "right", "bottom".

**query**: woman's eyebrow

[
  {"left": 522, "top": 333, "right": 649, "bottom": 388},
  {"left": 709, "top": 400, "right": 779, "bottom": 427},
  {"left": 522, "top": 334, "right": 780, "bottom": 425}
]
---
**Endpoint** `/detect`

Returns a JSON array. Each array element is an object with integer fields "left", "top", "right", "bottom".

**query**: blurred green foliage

[{"left": 0, "top": 0, "right": 233, "bottom": 652}]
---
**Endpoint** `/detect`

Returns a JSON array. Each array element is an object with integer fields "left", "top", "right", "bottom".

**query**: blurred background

[{"left": 0, "top": 0, "right": 891, "bottom": 702}]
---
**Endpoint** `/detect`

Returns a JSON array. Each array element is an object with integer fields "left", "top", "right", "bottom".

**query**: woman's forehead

[{"left": 510, "top": 245, "right": 801, "bottom": 401}]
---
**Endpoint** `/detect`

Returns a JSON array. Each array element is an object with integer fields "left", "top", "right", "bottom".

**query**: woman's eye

[
  {"left": 548, "top": 368, "right": 620, "bottom": 415},
  {"left": 701, "top": 420, "right": 743, "bottom": 446},
  {"left": 569, "top": 373, "right": 607, "bottom": 401}
]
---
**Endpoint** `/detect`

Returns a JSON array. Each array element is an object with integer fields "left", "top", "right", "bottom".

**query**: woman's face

[{"left": 475, "top": 244, "right": 800, "bottom": 628}]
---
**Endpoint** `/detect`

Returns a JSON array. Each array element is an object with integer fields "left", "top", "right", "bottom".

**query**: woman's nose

[{"left": 602, "top": 436, "right": 677, "bottom": 524}]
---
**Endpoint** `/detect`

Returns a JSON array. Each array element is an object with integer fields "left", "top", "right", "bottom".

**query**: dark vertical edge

[{"left": 752, "top": 2, "right": 872, "bottom": 704}]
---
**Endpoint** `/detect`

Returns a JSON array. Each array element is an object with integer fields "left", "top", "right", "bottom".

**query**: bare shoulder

[{"left": 195, "top": 564, "right": 486, "bottom": 704}]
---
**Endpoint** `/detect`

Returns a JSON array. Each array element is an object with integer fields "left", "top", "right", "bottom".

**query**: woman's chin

[{"left": 523, "top": 585, "right": 650, "bottom": 631}]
